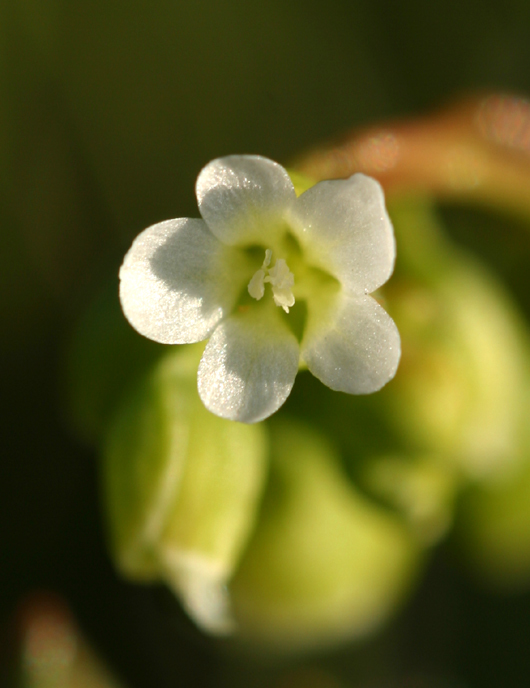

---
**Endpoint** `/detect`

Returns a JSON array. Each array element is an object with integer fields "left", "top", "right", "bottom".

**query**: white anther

[{"left": 247, "top": 250, "right": 295, "bottom": 313}]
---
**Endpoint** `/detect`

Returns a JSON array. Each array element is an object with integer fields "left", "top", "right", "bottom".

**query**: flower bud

[
  {"left": 103, "top": 344, "right": 268, "bottom": 633},
  {"left": 384, "top": 199, "right": 530, "bottom": 480},
  {"left": 229, "top": 420, "right": 419, "bottom": 650}
]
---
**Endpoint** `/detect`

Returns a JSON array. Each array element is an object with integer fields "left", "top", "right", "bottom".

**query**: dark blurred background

[{"left": 4, "top": 0, "right": 530, "bottom": 686}]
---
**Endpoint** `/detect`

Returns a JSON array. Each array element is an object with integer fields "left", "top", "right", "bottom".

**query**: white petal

[
  {"left": 289, "top": 174, "right": 396, "bottom": 294},
  {"left": 119, "top": 218, "right": 245, "bottom": 344},
  {"left": 196, "top": 156, "right": 297, "bottom": 246},
  {"left": 301, "top": 292, "right": 401, "bottom": 394},
  {"left": 198, "top": 308, "right": 299, "bottom": 423}
]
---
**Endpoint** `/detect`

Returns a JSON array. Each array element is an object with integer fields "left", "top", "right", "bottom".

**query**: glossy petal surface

[
  {"left": 290, "top": 174, "right": 395, "bottom": 294},
  {"left": 120, "top": 218, "right": 244, "bottom": 344},
  {"left": 197, "top": 308, "right": 299, "bottom": 423},
  {"left": 196, "top": 156, "right": 297, "bottom": 247},
  {"left": 301, "top": 292, "right": 401, "bottom": 394}
]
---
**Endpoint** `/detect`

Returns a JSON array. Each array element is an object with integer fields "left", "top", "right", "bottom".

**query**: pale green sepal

[
  {"left": 103, "top": 343, "right": 268, "bottom": 633},
  {"left": 285, "top": 168, "right": 317, "bottom": 197},
  {"left": 230, "top": 420, "right": 419, "bottom": 650}
]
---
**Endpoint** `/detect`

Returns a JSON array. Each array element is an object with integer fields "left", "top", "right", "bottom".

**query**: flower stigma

[{"left": 247, "top": 249, "right": 295, "bottom": 313}]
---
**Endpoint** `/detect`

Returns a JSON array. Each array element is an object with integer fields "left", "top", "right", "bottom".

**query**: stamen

[
  {"left": 247, "top": 269, "right": 266, "bottom": 300},
  {"left": 247, "top": 250, "right": 296, "bottom": 313},
  {"left": 265, "top": 259, "right": 295, "bottom": 313}
]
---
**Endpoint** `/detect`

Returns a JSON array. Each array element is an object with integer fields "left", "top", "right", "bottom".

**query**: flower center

[{"left": 247, "top": 249, "right": 295, "bottom": 313}]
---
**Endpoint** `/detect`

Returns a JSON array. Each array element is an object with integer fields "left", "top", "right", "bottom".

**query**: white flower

[{"left": 119, "top": 155, "right": 400, "bottom": 423}]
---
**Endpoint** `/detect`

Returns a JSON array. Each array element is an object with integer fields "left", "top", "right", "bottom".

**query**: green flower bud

[
  {"left": 229, "top": 420, "right": 419, "bottom": 650},
  {"left": 457, "top": 400, "right": 530, "bottom": 588},
  {"left": 103, "top": 343, "right": 268, "bottom": 633},
  {"left": 384, "top": 199, "right": 530, "bottom": 480}
]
